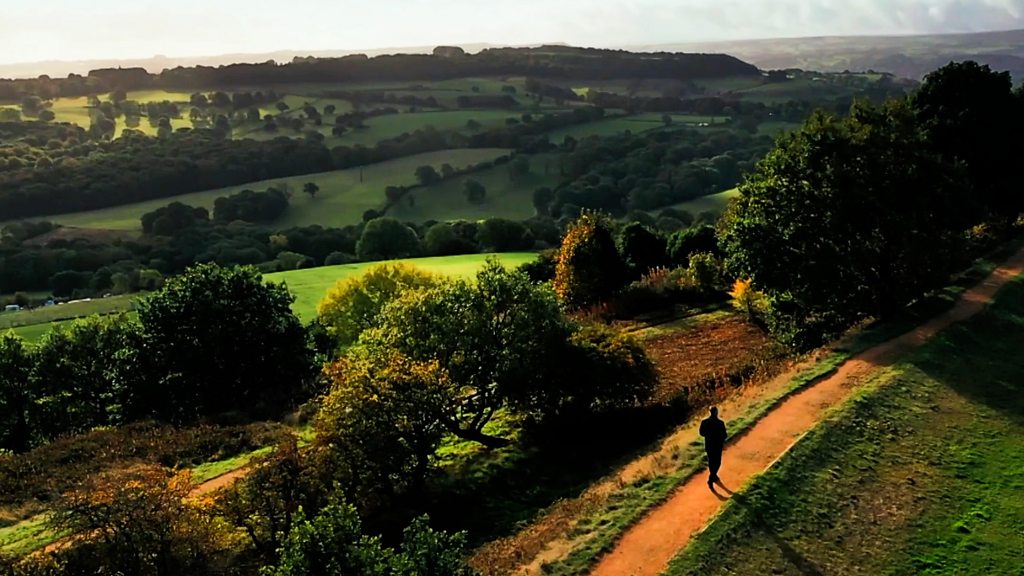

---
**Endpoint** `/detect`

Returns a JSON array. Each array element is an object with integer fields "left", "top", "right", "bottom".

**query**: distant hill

[
  {"left": 0, "top": 44, "right": 510, "bottom": 80},
  {"left": 632, "top": 28, "right": 1024, "bottom": 80}
]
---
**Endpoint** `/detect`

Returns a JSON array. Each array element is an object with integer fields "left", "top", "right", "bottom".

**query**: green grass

[
  {"left": 0, "top": 295, "right": 139, "bottom": 331},
  {"left": 533, "top": 242, "right": 1024, "bottom": 576},
  {"left": 190, "top": 446, "right": 275, "bottom": 484},
  {"left": 658, "top": 188, "right": 740, "bottom": 218},
  {"left": 0, "top": 514, "right": 68, "bottom": 557},
  {"left": 5, "top": 254, "right": 536, "bottom": 341},
  {"left": 388, "top": 154, "right": 563, "bottom": 223},
  {"left": 757, "top": 121, "right": 802, "bottom": 136},
  {"left": 267, "top": 252, "right": 536, "bottom": 321},
  {"left": 545, "top": 114, "right": 731, "bottom": 142},
  {"left": 666, "top": 277, "right": 1024, "bottom": 576},
  {"left": 35, "top": 149, "right": 511, "bottom": 231}
]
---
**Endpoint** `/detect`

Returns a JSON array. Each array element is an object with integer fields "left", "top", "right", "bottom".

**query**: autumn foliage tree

[
  {"left": 316, "top": 263, "right": 440, "bottom": 349},
  {"left": 553, "top": 212, "right": 627, "bottom": 310}
]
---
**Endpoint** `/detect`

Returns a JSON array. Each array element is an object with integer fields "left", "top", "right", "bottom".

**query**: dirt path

[{"left": 588, "top": 246, "right": 1024, "bottom": 576}]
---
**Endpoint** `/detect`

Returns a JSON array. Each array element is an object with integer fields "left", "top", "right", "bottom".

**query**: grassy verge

[{"left": 665, "top": 277, "right": 1024, "bottom": 576}]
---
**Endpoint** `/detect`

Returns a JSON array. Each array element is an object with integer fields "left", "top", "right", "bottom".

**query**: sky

[{"left": 2, "top": 0, "right": 1023, "bottom": 65}]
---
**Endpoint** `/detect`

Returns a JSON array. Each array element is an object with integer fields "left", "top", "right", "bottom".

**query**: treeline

[
  {"left": 0, "top": 105, "right": 610, "bottom": 220},
  {"left": 720, "top": 61, "right": 1024, "bottom": 347},
  {"left": 0, "top": 129, "right": 332, "bottom": 219},
  {"left": 544, "top": 127, "right": 774, "bottom": 217},
  {"left": 0, "top": 46, "right": 759, "bottom": 100}
]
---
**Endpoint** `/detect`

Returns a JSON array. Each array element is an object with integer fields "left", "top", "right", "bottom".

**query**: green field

[
  {"left": 666, "top": 278, "right": 1024, "bottom": 576},
  {"left": 0, "top": 295, "right": 139, "bottom": 331},
  {"left": 659, "top": 188, "right": 740, "bottom": 217},
  {"left": 388, "top": 154, "right": 563, "bottom": 223},
  {"left": 3, "top": 254, "right": 538, "bottom": 340},
  {"left": 33, "top": 149, "right": 511, "bottom": 231},
  {"left": 546, "top": 114, "right": 729, "bottom": 141},
  {"left": 757, "top": 120, "right": 803, "bottom": 136},
  {"left": 267, "top": 252, "right": 536, "bottom": 320},
  {"left": 47, "top": 95, "right": 193, "bottom": 138}
]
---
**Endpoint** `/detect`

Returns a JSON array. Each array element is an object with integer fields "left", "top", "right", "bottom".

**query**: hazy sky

[{"left": 2, "top": 0, "right": 1023, "bottom": 64}]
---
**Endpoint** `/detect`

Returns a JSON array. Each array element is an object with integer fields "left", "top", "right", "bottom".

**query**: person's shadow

[{"left": 707, "top": 481, "right": 824, "bottom": 576}]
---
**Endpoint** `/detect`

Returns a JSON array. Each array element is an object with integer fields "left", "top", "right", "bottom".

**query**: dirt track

[{"left": 588, "top": 246, "right": 1024, "bottom": 576}]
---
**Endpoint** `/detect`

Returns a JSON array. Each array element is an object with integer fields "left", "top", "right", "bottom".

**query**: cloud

[{"left": 2, "top": 0, "right": 1023, "bottom": 65}]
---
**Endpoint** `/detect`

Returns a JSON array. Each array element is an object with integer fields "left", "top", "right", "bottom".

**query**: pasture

[
  {"left": 545, "top": 114, "right": 729, "bottom": 141},
  {"left": 267, "top": 252, "right": 537, "bottom": 320},
  {"left": 4, "top": 253, "right": 538, "bottom": 340},
  {"left": 34, "top": 149, "right": 512, "bottom": 230},
  {"left": 665, "top": 278, "right": 1024, "bottom": 576},
  {"left": 658, "top": 188, "right": 740, "bottom": 217},
  {"left": 388, "top": 154, "right": 564, "bottom": 223}
]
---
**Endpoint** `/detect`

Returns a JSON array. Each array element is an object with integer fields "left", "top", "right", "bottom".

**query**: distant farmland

[{"left": 32, "top": 149, "right": 512, "bottom": 231}]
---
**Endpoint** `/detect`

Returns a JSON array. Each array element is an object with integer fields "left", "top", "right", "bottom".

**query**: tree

[
  {"left": 317, "top": 350, "right": 451, "bottom": 499},
  {"left": 719, "top": 101, "right": 966, "bottom": 347},
  {"left": 51, "top": 466, "right": 230, "bottom": 576},
  {"left": 355, "top": 218, "right": 422, "bottom": 261},
  {"left": 137, "top": 264, "right": 314, "bottom": 422},
  {"left": 912, "top": 60, "right": 1021, "bottom": 219},
  {"left": 508, "top": 156, "right": 531, "bottom": 183},
  {"left": 303, "top": 182, "right": 319, "bottom": 199},
  {"left": 30, "top": 315, "right": 143, "bottom": 441},
  {"left": 37, "top": 109, "right": 55, "bottom": 122},
  {"left": 618, "top": 222, "right": 668, "bottom": 278},
  {"left": 424, "top": 222, "right": 472, "bottom": 256},
  {"left": 440, "top": 163, "right": 456, "bottom": 179},
  {"left": 0, "top": 333, "right": 33, "bottom": 452},
  {"left": 317, "top": 263, "right": 440, "bottom": 347},
  {"left": 463, "top": 179, "right": 486, "bottom": 204},
  {"left": 477, "top": 218, "right": 534, "bottom": 252},
  {"left": 662, "top": 113, "right": 674, "bottom": 127},
  {"left": 217, "top": 439, "right": 310, "bottom": 562},
  {"left": 553, "top": 213, "right": 627, "bottom": 310},
  {"left": 276, "top": 101, "right": 290, "bottom": 112},
  {"left": 362, "top": 261, "right": 572, "bottom": 446},
  {"left": 414, "top": 165, "right": 441, "bottom": 186},
  {"left": 532, "top": 187, "right": 555, "bottom": 216},
  {"left": 262, "top": 495, "right": 393, "bottom": 576},
  {"left": 667, "top": 225, "right": 718, "bottom": 265}
]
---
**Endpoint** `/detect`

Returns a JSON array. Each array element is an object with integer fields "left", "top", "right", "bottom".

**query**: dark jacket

[{"left": 699, "top": 416, "right": 727, "bottom": 452}]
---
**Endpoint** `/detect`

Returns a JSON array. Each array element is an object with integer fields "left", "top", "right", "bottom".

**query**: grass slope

[
  {"left": 36, "top": 149, "right": 510, "bottom": 230},
  {"left": 267, "top": 252, "right": 536, "bottom": 321},
  {"left": 657, "top": 188, "right": 740, "bottom": 218},
  {"left": 666, "top": 278, "right": 1024, "bottom": 576},
  {"left": 388, "top": 154, "right": 563, "bottom": 223},
  {"left": 545, "top": 114, "right": 729, "bottom": 142}
]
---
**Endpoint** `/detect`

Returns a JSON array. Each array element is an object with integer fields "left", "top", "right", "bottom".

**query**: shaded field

[
  {"left": 658, "top": 188, "right": 740, "bottom": 217},
  {"left": 0, "top": 295, "right": 139, "bottom": 332},
  {"left": 666, "top": 278, "right": 1024, "bottom": 576},
  {"left": 34, "top": 149, "right": 511, "bottom": 230},
  {"left": 545, "top": 114, "right": 729, "bottom": 141},
  {"left": 267, "top": 252, "right": 536, "bottom": 321},
  {"left": 388, "top": 154, "right": 563, "bottom": 223}
]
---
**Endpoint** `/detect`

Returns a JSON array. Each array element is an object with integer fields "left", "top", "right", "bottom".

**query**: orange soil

[{"left": 588, "top": 246, "right": 1024, "bottom": 576}]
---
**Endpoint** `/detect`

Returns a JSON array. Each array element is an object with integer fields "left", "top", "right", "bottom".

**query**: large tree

[
  {"left": 553, "top": 213, "right": 627, "bottom": 310},
  {"left": 912, "top": 61, "right": 1021, "bottom": 219},
  {"left": 355, "top": 218, "right": 421, "bottom": 261},
  {"left": 719, "top": 100, "right": 966, "bottom": 347},
  {"left": 360, "top": 261, "right": 572, "bottom": 446},
  {"left": 0, "top": 333, "right": 33, "bottom": 452},
  {"left": 137, "top": 264, "right": 314, "bottom": 422}
]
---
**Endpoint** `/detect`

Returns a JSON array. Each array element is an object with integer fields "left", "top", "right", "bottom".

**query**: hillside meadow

[
  {"left": 3, "top": 253, "right": 537, "bottom": 339},
  {"left": 33, "top": 148, "right": 512, "bottom": 231},
  {"left": 266, "top": 252, "right": 537, "bottom": 320}
]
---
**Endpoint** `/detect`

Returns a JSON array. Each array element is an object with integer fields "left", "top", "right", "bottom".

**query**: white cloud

[{"left": 1, "top": 0, "right": 1022, "bottom": 65}]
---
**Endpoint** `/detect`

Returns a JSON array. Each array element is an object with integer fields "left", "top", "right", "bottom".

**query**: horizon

[{"left": 3, "top": 0, "right": 1023, "bottom": 70}]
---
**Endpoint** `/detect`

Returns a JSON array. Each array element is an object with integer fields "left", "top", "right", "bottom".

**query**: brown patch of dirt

[
  {"left": 190, "top": 466, "right": 251, "bottom": 496},
  {"left": 22, "top": 227, "right": 138, "bottom": 247},
  {"left": 587, "top": 246, "right": 1024, "bottom": 576},
  {"left": 643, "top": 315, "right": 782, "bottom": 404}
]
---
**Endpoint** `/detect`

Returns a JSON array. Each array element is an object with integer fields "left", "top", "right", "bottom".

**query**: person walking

[{"left": 699, "top": 406, "right": 727, "bottom": 488}]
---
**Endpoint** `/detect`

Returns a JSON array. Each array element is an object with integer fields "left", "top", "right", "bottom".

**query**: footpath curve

[{"left": 589, "top": 246, "right": 1024, "bottom": 576}]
